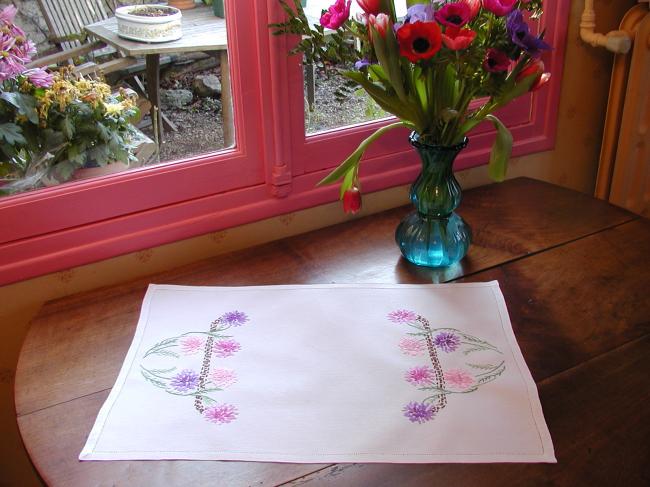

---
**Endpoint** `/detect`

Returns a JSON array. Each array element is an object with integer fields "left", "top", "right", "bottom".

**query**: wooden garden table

[
  {"left": 15, "top": 178, "right": 650, "bottom": 486},
  {"left": 84, "top": 5, "right": 233, "bottom": 147}
]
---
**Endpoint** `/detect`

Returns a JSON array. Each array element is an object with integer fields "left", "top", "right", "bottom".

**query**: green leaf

[
  {"left": 485, "top": 114, "right": 512, "bottom": 182},
  {"left": 340, "top": 167, "right": 355, "bottom": 199},
  {"left": 0, "top": 123, "right": 26, "bottom": 145},
  {"left": 0, "top": 92, "right": 39, "bottom": 124},
  {"left": 61, "top": 118, "right": 75, "bottom": 140},
  {"left": 318, "top": 121, "right": 411, "bottom": 187}
]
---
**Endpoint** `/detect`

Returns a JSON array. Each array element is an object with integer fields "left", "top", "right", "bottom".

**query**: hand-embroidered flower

[
  {"left": 403, "top": 401, "right": 437, "bottom": 423},
  {"left": 169, "top": 369, "right": 199, "bottom": 392},
  {"left": 444, "top": 369, "right": 475, "bottom": 389},
  {"left": 399, "top": 337, "right": 426, "bottom": 356},
  {"left": 180, "top": 336, "right": 205, "bottom": 355},
  {"left": 203, "top": 404, "right": 238, "bottom": 424},
  {"left": 434, "top": 332, "right": 460, "bottom": 352},
  {"left": 388, "top": 309, "right": 418, "bottom": 323},
  {"left": 213, "top": 339, "right": 241, "bottom": 358},
  {"left": 405, "top": 365, "right": 436, "bottom": 387},
  {"left": 210, "top": 368, "right": 237, "bottom": 388},
  {"left": 222, "top": 310, "right": 249, "bottom": 326}
]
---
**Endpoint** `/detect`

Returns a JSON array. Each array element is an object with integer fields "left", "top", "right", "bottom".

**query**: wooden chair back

[{"left": 37, "top": 0, "right": 116, "bottom": 49}]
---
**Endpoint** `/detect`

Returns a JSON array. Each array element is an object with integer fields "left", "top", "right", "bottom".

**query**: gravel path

[{"left": 141, "top": 66, "right": 387, "bottom": 164}]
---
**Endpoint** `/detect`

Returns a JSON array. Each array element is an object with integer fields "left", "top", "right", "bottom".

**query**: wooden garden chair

[{"left": 26, "top": 0, "right": 138, "bottom": 77}]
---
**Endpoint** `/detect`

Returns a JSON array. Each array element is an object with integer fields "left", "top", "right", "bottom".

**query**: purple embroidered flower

[
  {"left": 399, "top": 337, "right": 426, "bottom": 356},
  {"left": 405, "top": 365, "right": 436, "bottom": 387},
  {"left": 169, "top": 369, "right": 199, "bottom": 392},
  {"left": 444, "top": 368, "right": 475, "bottom": 389},
  {"left": 387, "top": 309, "right": 418, "bottom": 324},
  {"left": 210, "top": 368, "right": 237, "bottom": 388},
  {"left": 403, "top": 401, "right": 437, "bottom": 423},
  {"left": 433, "top": 332, "right": 461, "bottom": 352},
  {"left": 204, "top": 404, "right": 238, "bottom": 424},
  {"left": 506, "top": 10, "right": 551, "bottom": 58},
  {"left": 180, "top": 336, "right": 205, "bottom": 355},
  {"left": 222, "top": 310, "right": 249, "bottom": 326},
  {"left": 213, "top": 339, "right": 241, "bottom": 358}
]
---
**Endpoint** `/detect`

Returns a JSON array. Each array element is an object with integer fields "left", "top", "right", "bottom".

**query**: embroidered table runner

[{"left": 80, "top": 282, "right": 555, "bottom": 463}]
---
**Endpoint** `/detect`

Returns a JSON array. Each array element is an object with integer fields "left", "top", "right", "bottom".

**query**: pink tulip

[
  {"left": 357, "top": 0, "right": 382, "bottom": 15},
  {"left": 516, "top": 59, "right": 551, "bottom": 92},
  {"left": 368, "top": 13, "right": 390, "bottom": 38},
  {"left": 320, "top": 0, "right": 352, "bottom": 30}
]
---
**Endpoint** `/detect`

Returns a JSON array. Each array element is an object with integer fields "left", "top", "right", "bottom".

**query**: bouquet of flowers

[
  {"left": 272, "top": 0, "right": 551, "bottom": 202},
  {"left": 0, "top": 5, "right": 140, "bottom": 195}
]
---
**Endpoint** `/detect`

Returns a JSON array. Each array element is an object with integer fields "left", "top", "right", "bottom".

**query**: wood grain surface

[{"left": 14, "top": 178, "right": 649, "bottom": 487}]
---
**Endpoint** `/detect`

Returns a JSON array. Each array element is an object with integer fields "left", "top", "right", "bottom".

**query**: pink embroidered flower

[
  {"left": 180, "top": 336, "right": 205, "bottom": 355},
  {"left": 398, "top": 337, "right": 426, "bottom": 356},
  {"left": 405, "top": 365, "right": 436, "bottom": 387},
  {"left": 213, "top": 339, "right": 241, "bottom": 358},
  {"left": 210, "top": 368, "right": 237, "bottom": 388},
  {"left": 320, "top": 0, "right": 351, "bottom": 30},
  {"left": 204, "top": 404, "right": 238, "bottom": 424},
  {"left": 444, "top": 369, "right": 475, "bottom": 389},
  {"left": 388, "top": 309, "right": 417, "bottom": 324},
  {"left": 403, "top": 401, "right": 437, "bottom": 423}
]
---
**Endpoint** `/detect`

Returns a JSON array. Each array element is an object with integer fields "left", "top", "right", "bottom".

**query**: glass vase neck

[{"left": 408, "top": 132, "right": 468, "bottom": 218}]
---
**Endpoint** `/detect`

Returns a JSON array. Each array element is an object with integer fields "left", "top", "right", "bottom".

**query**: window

[{"left": 0, "top": 0, "right": 570, "bottom": 285}]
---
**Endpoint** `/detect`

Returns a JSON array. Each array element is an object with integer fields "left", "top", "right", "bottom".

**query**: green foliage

[
  {"left": 1, "top": 71, "right": 140, "bottom": 195},
  {"left": 271, "top": 0, "right": 551, "bottom": 190}
]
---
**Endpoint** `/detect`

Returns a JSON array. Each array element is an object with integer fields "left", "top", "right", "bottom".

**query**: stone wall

[{"left": 0, "top": 0, "right": 50, "bottom": 51}]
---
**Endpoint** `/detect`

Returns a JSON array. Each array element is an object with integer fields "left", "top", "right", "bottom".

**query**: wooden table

[
  {"left": 85, "top": 6, "right": 233, "bottom": 147},
  {"left": 15, "top": 178, "right": 650, "bottom": 486}
]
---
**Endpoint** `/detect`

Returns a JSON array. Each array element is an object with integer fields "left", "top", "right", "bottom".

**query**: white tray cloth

[{"left": 80, "top": 282, "right": 555, "bottom": 463}]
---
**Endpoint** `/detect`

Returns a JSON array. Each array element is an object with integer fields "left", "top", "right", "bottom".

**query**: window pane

[
  {"left": 303, "top": 0, "right": 406, "bottom": 135},
  {"left": 1, "top": 3, "right": 234, "bottom": 197}
]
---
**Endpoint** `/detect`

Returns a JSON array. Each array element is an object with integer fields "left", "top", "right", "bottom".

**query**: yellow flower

[{"left": 104, "top": 102, "right": 125, "bottom": 116}]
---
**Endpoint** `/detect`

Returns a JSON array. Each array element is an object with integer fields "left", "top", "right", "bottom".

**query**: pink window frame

[{"left": 0, "top": 0, "right": 570, "bottom": 286}]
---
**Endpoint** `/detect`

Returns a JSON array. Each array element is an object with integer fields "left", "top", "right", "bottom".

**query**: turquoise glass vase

[{"left": 395, "top": 133, "right": 472, "bottom": 267}]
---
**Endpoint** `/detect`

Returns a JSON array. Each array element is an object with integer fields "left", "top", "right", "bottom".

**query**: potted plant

[
  {"left": 116, "top": 4, "right": 182, "bottom": 43},
  {"left": 168, "top": 0, "right": 197, "bottom": 10},
  {"left": 0, "top": 5, "right": 141, "bottom": 195}
]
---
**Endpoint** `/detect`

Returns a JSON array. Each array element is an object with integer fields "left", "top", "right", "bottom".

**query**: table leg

[
  {"left": 145, "top": 53, "right": 163, "bottom": 145},
  {"left": 220, "top": 50, "right": 234, "bottom": 148}
]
